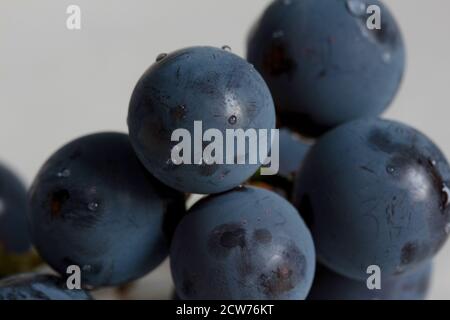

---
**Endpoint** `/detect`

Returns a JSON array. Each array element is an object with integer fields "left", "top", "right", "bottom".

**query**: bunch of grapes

[{"left": 0, "top": 0, "right": 448, "bottom": 300}]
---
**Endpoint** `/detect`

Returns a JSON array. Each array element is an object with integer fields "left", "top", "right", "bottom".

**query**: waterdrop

[
  {"left": 57, "top": 169, "right": 71, "bottom": 178},
  {"left": 386, "top": 166, "right": 395, "bottom": 174},
  {"left": 82, "top": 265, "right": 92, "bottom": 272},
  {"left": 346, "top": 0, "right": 366, "bottom": 17},
  {"left": 171, "top": 104, "right": 187, "bottom": 120},
  {"left": 228, "top": 115, "right": 237, "bottom": 125},
  {"left": 395, "top": 265, "right": 405, "bottom": 274},
  {"left": 222, "top": 45, "right": 232, "bottom": 52},
  {"left": 441, "top": 183, "right": 450, "bottom": 209},
  {"left": 156, "top": 53, "right": 168, "bottom": 62},
  {"left": 88, "top": 202, "right": 99, "bottom": 212},
  {"left": 283, "top": 0, "right": 292, "bottom": 5},
  {"left": 272, "top": 30, "right": 284, "bottom": 38},
  {"left": 382, "top": 51, "right": 392, "bottom": 63}
]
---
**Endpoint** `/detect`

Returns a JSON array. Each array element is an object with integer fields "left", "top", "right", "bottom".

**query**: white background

[{"left": 0, "top": 0, "right": 449, "bottom": 299}]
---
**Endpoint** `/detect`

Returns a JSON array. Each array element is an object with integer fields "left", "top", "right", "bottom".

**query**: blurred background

[{"left": 0, "top": 0, "right": 449, "bottom": 299}]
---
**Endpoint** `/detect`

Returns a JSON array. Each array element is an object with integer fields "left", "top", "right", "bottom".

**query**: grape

[
  {"left": 247, "top": 0, "right": 405, "bottom": 136},
  {"left": 171, "top": 186, "right": 315, "bottom": 299},
  {"left": 28, "top": 132, "right": 185, "bottom": 287},
  {"left": 128, "top": 46, "right": 276, "bottom": 194},
  {"left": 294, "top": 118, "right": 450, "bottom": 279}
]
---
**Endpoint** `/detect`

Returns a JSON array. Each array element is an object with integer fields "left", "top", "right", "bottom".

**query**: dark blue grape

[
  {"left": 247, "top": 0, "right": 405, "bottom": 136},
  {"left": 0, "top": 162, "right": 30, "bottom": 254},
  {"left": 294, "top": 118, "right": 450, "bottom": 280},
  {"left": 308, "top": 262, "right": 432, "bottom": 300},
  {"left": 28, "top": 132, "right": 186, "bottom": 287},
  {"left": 0, "top": 273, "right": 92, "bottom": 300},
  {"left": 171, "top": 186, "right": 315, "bottom": 300},
  {"left": 0, "top": 163, "right": 42, "bottom": 278},
  {"left": 128, "top": 46, "right": 276, "bottom": 194}
]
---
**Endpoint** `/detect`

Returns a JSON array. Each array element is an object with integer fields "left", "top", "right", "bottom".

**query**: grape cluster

[{"left": 0, "top": 0, "right": 448, "bottom": 300}]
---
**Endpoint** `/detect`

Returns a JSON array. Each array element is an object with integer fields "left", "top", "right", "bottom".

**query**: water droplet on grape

[
  {"left": 382, "top": 51, "right": 392, "bottom": 63},
  {"left": 82, "top": 265, "right": 92, "bottom": 271},
  {"left": 171, "top": 104, "right": 187, "bottom": 120},
  {"left": 386, "top": 166, "right": 395, "bottom": 174},
  {"left": 222, "top": 45, "right": 232, "bottom": 52},
  {"left": 346, "top": 0, "right": 366, "bottom": 17},
  {"left": 88, "top": 202, "right": 99, "bottom": 212},
  {"left": 272, "top": 30, "right": 284, "bottom": 38},
  {"left": 283, "top": 0, "right": 292, "bottom": 5},
  {"left": 395, "top": 265, "right": 405, "bottom": 274},
  {"left": 156, "top": 53, "right": 168, "bottom": 62},
  {"left": 441, "top": 183, "right": 450, "bottom": 209},
  {"left": 57, "top": 169, "right": 71, "bottom": 178},
  {"left": 228, "top": 115, "right": 237, "bottom": 125}
]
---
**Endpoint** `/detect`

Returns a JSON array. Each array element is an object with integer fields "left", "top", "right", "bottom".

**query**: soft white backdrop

[{"left": 0, "top": 0, "right": 449, "bottom": 299}]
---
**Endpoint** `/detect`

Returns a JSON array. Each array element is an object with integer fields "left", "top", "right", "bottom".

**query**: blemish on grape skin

[
  {"left": 258, "top": 242, "right": 306, "bottom": 298},
  {"left": 263, "top": 41, "right": 296, "bottom": 77},
  {"left": 49, "top": 189, "right": 70, "bottom": 218},
  {"left": 253, "top": 229, "right": 272, "bottom": 244},
  {"left": 170, "top": 105, "right": 187, "bottom": 121},
  {"left": 208, "top": 223, "right": 247, "bottom": 258},
  {"left": 400, "top": 242, "right": 418, "bottom": 266}
]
